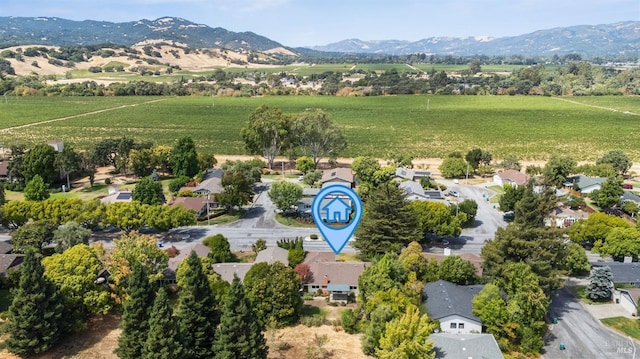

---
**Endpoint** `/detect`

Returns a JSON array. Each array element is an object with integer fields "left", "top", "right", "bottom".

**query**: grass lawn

[
  {"left": 487, "top": 185, "right": 504, "bottom": 204},
  {"left": 274, "top": 213, "right": 315, "bottom": 228},
  {"left": 263, "top": 174, "right": 300, "bottom": 180},
  {"left": 601, "top": 317, "right": 640, "bottom": 339},
  {"left": 570, "top": 285, "right": 611, "bottom": 305},
  {"left": 197, "top": 212, "right": 242, "bottom": 225}
]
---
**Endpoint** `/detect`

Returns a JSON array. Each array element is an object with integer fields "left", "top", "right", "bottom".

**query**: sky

[{"left": 2, "top": 0, "right": 639, "bottom": 47}]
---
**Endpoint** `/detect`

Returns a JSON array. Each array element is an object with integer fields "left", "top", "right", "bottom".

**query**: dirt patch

[
  {"left": 0, "top": 314, "right": 121, "bottom": 359},
  {"left": 267, "top": 324, "right": 371, "bottom": 359}
]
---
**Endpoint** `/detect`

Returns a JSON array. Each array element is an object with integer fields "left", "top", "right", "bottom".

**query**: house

[
  {"left": 170, "top": 197, "right": 217, "bottom": 219},
  {"left": 0, "top": 161, "right": 8, "bottom": 181},
  {"left": 0, "top": 241, "right": 12, "bottom": 254},
  {"left": 621, "top": 191, "right": 640, "bottom": 206},
  {"left": 422, "top": 280, "right": 485, "bottom": 334},
  {"left": 302, "top": 188, "right": 320, "bottom": 197},
  {"left": 398, "top": 181, "right": 447, "bottom": 203},
  {"left": 213, "top": 263, "right": 254, "bottom": 282},
  {"left": 614, "top": 288, "right": 640, "bottom": 316},
  {"left": 591, "top": 262, "right": 640, "bottom": 287},
  {"left": 394, "top": 167, "right": 431, "bottom": 181},
  {"left": 302, "top": 251, "right": 369, "bottom": 302},
  {"left": 429, "top": 333, "right": 504, "bottom": 359},
  {"left": 47, "top": 139, "right": 64, "bottom": 153},
  {"left": 163, "top": 243, "right": 211, "bottom": 284},
  {"left": 545, "top": 207, "right": 589, "bottom": 228},
  {"left": 493, "top": 169, "right": 530, "bottom": 188},
  {"left": 321, "top": 168, "right": 354, "bottom": 188},
  {"left": 0, "top": 254, "right": 24, "bottom": 278},
  {"left": 423, "top": 253, "right": 484, "bottom": 277},
  {"left": 179, "top": 168, "right": 224, "bottom": 196},
  {"left": 563, "top": 175, "right": 607, "bottom": 194},
  {"left": 213, "top": 246, "right": 289, "bottom": 283},
  {"left": 254, "top": 246, "right": 289, "bottom": 266},
  {"left": 100, "top": 186, "right": 133, "bottom": 205}
]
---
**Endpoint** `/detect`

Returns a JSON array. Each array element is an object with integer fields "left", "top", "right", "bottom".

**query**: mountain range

[{"left": 0, "top": 16, "right": 638, "bottom": 57}]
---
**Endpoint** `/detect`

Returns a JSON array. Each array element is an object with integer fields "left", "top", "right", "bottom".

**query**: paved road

[
  {"left": 543, "top": 286, "right": 637, "bottom": 358},
  {"left": 424, "top": 181, "right": 508, "bottom": 255},
  {"left": 145, "top": 179, "right": 355, "bottom": 253}
]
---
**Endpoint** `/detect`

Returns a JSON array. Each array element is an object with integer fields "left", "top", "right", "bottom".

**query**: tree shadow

[{"left": 33, "top": 314, "right": 121, "bottom": 359}]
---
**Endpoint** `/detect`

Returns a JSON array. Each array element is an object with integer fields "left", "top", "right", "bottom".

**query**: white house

[
  {"left": 422, "top": 280, "right": 484, "bottom": 334},
  {"left": 493, "top": 169, "right": 530, "bottom": 188}
]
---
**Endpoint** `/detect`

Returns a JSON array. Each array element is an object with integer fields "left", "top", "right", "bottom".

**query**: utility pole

[{"left": 207, "top": 194, "right": 211, "bottom": 226}]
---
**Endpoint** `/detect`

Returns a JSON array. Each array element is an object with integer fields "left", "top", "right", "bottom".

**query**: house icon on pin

[{"left": 322, "top": 197, "right": 351, "bottom": 223}]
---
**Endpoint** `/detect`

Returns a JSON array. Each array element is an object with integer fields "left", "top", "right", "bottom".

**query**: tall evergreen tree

[
  {"left": 143, "top": 287, "right": 184, "bottom": 359},
  {"left": 5, "top": 249, "right": 67, "bottom": 355},
  {"left": 176, "top": 251, "right": 219, "bottom": 359},
  {"left": 354, "top": 183, "right": 420, "bottom": 258},
  {"left": 213, "top": 275, "right": 267, "bottom": 359},
  {"left": 115, "top": 263, "right": 156, "bottom": 359},
  {"left": 171, "top": 136, "right": 199, "bottom": 178}
]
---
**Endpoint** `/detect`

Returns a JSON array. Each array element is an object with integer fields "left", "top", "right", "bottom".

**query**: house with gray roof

[
  {"left": 422, "top": 280, "right": 484, "bottom": 334},
  {"left": 398, "top": 181, "right": 446, "bottom": 203},
  {"left": 163, "top": 243, "right": 211, "bottom": 283},
  {"left": 213, "top": 263, "right": 253, "bottom": 282},
  {"left": 394, "top": 167, "right": 431, "bottom": 181},
  {"left": 255, "top": 246, "right": 289, "bottom": 266},
  {"left": 321, "top": 168, "right": 354, "bottom": 188},
  {"left": 563, "top": 175, "right": 607, "bottom": 194},
  {"left": 302, "top": 251, "right": 369, "bottom": 302},
  {"left": 591, "top": 262, "right": 640, "bottom": 287},
  {"left": 179, "top": 168, "right": 224, "bottom": 195},
  {"left": 213, "top": 246, "right": 289, "bottom": 283},
  {"left": 429, "top": 333, "right": 504, "bottom": 359},
  {"left": 621, "top": 191, "right": 640, "bottom": 206},
  {"left": 0, "top": 254, "right": 24, "bottom": 278}
]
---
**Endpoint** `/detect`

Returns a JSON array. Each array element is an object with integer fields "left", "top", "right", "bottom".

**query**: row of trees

[
  {"left": 241, "top": 105, "right": 347, "bottom": 169},
  {"left": 3, "top": 55, "right": 639, "bottom": 97},
  {"left": 4, "top": 226, "right": 308, "bottom": 357},
  {"left": 0, "top": 197, "right": 196, "bottom": 235},
  {"left": 4, "top": 135, "right": 215, "bottom": 192},
  {"left": 477, "top": 182, "right": 590, "bottom": 355}
]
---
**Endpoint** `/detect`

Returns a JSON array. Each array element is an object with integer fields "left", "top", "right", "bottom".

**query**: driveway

[{"left": 543, "top": 286, "right": 637, "bottom": 358}]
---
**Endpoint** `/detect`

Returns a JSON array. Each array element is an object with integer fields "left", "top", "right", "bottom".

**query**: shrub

[
  {"left": 300, "top": 315, "right": 325, "bottom": 327},
  {"left": 341, "top": 309, "right": 358, "bottom": 334},
  {"left": 310, "top": 234, "right": 318, "bottom": 240},
  {"left": 104, "top": 178, "right": 111, "bottom": 185},
  {"left": 168, "top": 175, "right": 191, "bottom": 193}
]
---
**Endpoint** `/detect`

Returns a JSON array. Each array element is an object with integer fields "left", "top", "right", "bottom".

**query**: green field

[{"left": 1, "top": 95, "right": 639, "bottom": 161}]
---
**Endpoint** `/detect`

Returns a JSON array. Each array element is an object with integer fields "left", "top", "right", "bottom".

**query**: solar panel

[{"left": 116, "top": 192, "right": 132, "bottom": 200}]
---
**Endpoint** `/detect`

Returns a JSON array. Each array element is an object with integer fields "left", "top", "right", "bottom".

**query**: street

[{"left": 543, "top": 286, "right": 636, "bottom": 358}]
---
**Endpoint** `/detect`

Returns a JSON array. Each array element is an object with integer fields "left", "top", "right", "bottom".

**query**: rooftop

[
  {"left": 321, "top": 167, "right": 354, "bottom": 184},
  {"left": 422, "top": 280, "right": 484, "bottom": 322},
  {"left": 591, "top": 262, "right": 640, "bottom": 284},
  {"left": 429, "top": 333, "right": 504, "bottom": 359}
]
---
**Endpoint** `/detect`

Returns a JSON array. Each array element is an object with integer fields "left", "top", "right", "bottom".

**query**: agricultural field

[{"left": 1, "top": 95, "right": 639, "bottom": 161}]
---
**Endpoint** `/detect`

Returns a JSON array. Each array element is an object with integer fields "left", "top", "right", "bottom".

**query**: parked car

[
  {"left": 448, "top": 190, "right": 459, "bottom": 197},
  {"left": 623, "top": 183, "right": 634, "bottom": 189},
  {"left": 503, "top": 211, "right": 515, "bottom": 222}
]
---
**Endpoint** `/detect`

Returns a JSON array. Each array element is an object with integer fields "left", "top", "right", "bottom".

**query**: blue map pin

[{"left": 311, "top": 185, "right": 363, "bottom": 254}]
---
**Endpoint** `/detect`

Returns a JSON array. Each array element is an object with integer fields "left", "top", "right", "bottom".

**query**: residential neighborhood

[{"left": 1, "top": 141, "right": 640, "bottom": 359}]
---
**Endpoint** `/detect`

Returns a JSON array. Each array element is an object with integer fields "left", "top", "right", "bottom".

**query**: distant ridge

[
  {"left": 0, "top": 16, "right": 638, "bottom": 56},
  {"left": 0, "top": 16, "right": 284, "bottom": 52},
  {"left": 310, "top": 21, "right": 640, "bottom": 56}
]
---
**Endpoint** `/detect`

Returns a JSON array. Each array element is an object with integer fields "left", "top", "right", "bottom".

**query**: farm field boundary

[{"left": 1, "top": 95, "right": 639, "bottom": 161}]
